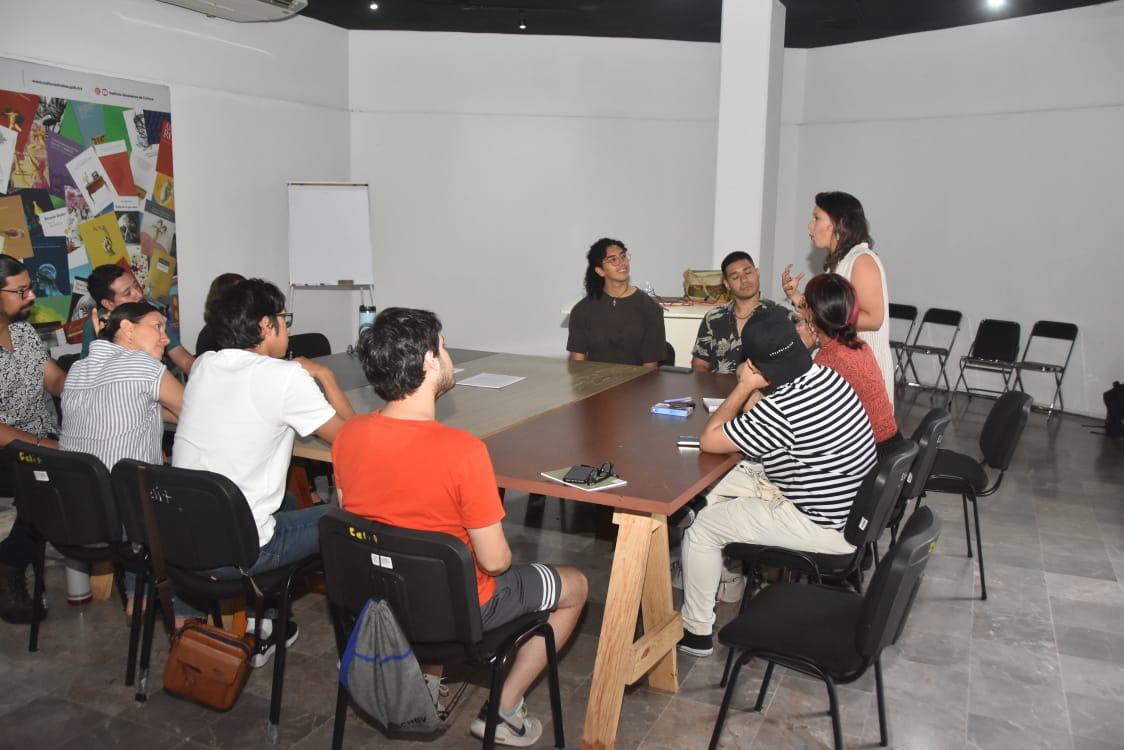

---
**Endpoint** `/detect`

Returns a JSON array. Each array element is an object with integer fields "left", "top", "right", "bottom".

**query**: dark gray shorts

[{"left": 479, "top": 563, "right": 562, "bottom": 631}]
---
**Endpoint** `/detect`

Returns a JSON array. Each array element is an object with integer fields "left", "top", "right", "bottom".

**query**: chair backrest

[
  {"left": 912, "top": 307, "right": 962, "bottom": 349},
  {"left": 843, "top": 440, "right": 918, "bottom": 548},
  {"left": 901, "top": 409, "right": 953, "bottom": 501},
  {"left": 8, "top": 441, "right": 122, "bottom": 547},
  {"left": 319, "top": 508, "right": 484, "bottom": 648},
  {"left": 1021, "top": 320, "right": 1078, "bottom": 364},
  {"left": 660, "top": 341, "right": 676, "bottom": 368},
  {"left": 287, "top": 332, "right": 331, "bottom": 359},
  {"left": 968, "top": 319, "right": 1021, "bottom": 362},
  {"left": 856, "top": 506, "right": 941, "bottom": 657},
  {"left": 110, "top": 459, "right": 260, "bottom": 571},
  {"left": 888, "top": 303, "right": 917, "bottom": 323},
  {"left": 979, "top": 391, "right": 1033, "bottom": 471}
]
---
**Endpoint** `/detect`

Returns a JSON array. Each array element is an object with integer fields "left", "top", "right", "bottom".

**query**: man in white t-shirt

[{"left": 172, "top": 278, "right": 354, "bottom": 663}]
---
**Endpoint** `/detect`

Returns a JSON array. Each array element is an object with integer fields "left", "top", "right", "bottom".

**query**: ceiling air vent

[{"left": 155, "top": 0, "right": 309, "bottom": 23}]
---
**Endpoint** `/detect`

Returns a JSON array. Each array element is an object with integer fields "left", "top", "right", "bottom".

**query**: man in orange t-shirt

[{"left": 332, "top": 307, "right": 588, "bottom": 748}]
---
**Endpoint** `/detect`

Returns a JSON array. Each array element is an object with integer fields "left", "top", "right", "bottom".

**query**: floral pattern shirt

[
  {"left": 0, "top": 321, "right": 57, "bottom": 437},
  {"left": 691, "top": 298, "right": 784, "bottom": 374}
]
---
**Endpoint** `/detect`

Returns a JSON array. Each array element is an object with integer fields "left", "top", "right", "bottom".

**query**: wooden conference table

[{"left": 294, "top": 350, "right": 739, "bottom": 750}]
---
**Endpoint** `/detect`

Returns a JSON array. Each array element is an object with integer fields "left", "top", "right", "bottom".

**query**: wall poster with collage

[{"left": 0, "top": 58, "right": 178, "bottom": 348}]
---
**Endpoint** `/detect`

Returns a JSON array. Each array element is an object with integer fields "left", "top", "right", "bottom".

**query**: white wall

[
  {"left": 774, "top": 2, "right": 1124, "bottom": 416},
  {"left": 0, "top": 0, "right": 355, "bottom": 351},
  {"left": 349, "top": 32, "right": 720, "bottom": 357}
]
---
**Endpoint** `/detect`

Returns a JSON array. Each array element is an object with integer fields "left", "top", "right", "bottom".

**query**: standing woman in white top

[{"left": 782, "top": 191, "right": 894, "bottom": 408}]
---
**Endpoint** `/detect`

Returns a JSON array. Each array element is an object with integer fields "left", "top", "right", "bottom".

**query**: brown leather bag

[{"left": 163, "top": 621, "right": 254, "bottom": 711}]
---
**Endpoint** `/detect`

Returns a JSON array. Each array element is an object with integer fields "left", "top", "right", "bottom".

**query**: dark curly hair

[
  {"left": 208, "top": 278, "right": 287, "bottom": 350},
  {"left": 804, "top": 273, "right": 863, "bottom": 350},
  {"left": 583, "top": 238, "right": 627, "bottom": 299},
  {"left": 355, "top": 307, "right": 442, "bottom": 401},
  {"left": 815, "top": 191, "right": 873, "bottom": 272}
]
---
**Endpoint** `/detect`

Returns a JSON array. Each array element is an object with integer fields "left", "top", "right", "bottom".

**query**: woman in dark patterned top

[{"left": 566, "top": 238, "right": 666, "bottom": 367}]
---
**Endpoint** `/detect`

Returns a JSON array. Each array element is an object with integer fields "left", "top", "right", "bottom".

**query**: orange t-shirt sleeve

[{"left": 456, "top": 438, "right": 506, "bottom": 530}]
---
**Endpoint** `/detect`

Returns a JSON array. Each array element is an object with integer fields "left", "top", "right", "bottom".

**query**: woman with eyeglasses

[
  {"left": 566, "top": 238, "right": 666, "bottom": 367},
  {"left": 60, "top": 301, "right": 187, "bottom": 609},
  {"left": 794, "top": 274, "right": 902, "bottom": 456},
  {"left": 781, "top": 192, "right": 894, "bottom": 408}
]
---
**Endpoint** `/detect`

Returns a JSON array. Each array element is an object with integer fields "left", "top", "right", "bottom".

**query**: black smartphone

[{"left": 563, "top": 465, "right": 599, "bottom": 484}]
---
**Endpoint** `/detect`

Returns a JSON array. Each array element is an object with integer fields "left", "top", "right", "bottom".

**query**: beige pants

[{"left": 681, "top": 461, "right": 855, "bottom": 636}]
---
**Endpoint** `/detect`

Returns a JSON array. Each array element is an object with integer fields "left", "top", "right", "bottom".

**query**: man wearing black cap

[{"left": 678, "top": 307, "right": 877, "bottom": 657}]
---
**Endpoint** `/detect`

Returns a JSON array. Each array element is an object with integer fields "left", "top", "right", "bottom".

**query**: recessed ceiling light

[
  {"left": 369, "top": 2, "right": 379, "bottom": 9},
  {"left": 519, "top": 15, "right": 527, "bottom": 30},
  {"left": 986, "top": 0, "right": 1005, "bottom": 9}
]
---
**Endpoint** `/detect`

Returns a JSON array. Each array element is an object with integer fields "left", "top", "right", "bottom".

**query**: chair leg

[
  {"left": 972, "top": 497, "right": 987, "bottom": 601},
  {"left": 875, "top": 656, "right": 889, "bottom": 746},
  {"left": 330, "top": 681, "right": 348, "bottom": 750},
  {"left": 961, "top": 495, "right": 973, "bottom": 558},
  {"left": 112, "top": 560, "right": 129, "bottom": 608},
  {"left": 483, "top": 661, "right": 506, "bottom": 750},
  {"left": 136, "top": 580, "right": 159, "bottom": 702},
  {"left": 754, "top": 660, "right": 774, "bottom": 711},
  {"left": 952, "top": 364, "right": 968, "bottom": 401},
  {"left": 268, "top": 583, "right": 297, "bottom": 744},
  {"left": 541, "top": 625, "right": 565, "bottom": 749},
  {"left": 824, "top": 674, "right": 844, "bottom": 750},
  {"left": 125, "top": 568, "right": 146, "bottom": 686},
  {"left": 710, "top": 653, "right": 749, "bottom": 750},
  {"left": 28, "top": 540, "right": 46, "bottom": 653}
]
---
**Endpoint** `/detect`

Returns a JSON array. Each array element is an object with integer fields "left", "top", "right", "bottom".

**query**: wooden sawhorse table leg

[{"left": 581, "top": 511, "right": 681, "bottom": 749}]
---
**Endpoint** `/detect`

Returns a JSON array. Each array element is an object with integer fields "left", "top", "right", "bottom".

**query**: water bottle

[{"left": 358, "top": 305, "right": 376, "bottom": 339}]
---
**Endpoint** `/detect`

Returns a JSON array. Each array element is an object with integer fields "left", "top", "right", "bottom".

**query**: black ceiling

[{"left": 300, "top": 0, "right": 1112, "bottom": 48}]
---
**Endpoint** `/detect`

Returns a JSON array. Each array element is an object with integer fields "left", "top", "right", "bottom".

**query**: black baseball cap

[{"left": 740, "top": 306, "right": 813, "bottom": 388}]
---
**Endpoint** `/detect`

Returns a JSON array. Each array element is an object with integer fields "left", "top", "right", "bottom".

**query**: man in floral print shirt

[{"left": 691, "top": 251, "right": 786, "bottom": 374}]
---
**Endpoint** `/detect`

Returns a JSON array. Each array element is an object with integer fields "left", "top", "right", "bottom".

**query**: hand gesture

[{"left": 781, "top": 264, "right": 805, "bottom": 301}]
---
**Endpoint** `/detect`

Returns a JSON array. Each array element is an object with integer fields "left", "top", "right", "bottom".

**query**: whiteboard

[{"left": 287, "top": 182, "right": 374, "bottom": 286}]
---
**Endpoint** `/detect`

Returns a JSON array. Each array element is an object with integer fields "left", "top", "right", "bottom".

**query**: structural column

[{"left": 712, "top": 0, "right": 786, "bottom": 281}]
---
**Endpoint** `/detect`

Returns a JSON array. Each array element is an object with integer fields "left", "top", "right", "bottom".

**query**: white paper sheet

[
  {"left": 39, "top": 207, "right": 69, "bottom": 237},
  {"left": 456, "top": 372, "right": 525, "bottom": 389},
  {"left": 0, "top": 125, "right": 16, "bottom": 193}
]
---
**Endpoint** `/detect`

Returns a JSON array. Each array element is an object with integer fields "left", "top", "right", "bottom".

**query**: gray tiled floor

[{"left": 1, "top": 387, "right": 1122, "bottom": 748}]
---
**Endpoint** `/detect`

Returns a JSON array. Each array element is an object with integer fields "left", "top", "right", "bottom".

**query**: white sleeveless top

[{"left": 834, "top": 242, "right": 894, "bottom": 412}]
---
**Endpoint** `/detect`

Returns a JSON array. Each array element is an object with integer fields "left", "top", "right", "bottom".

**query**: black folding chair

[
  {"left": 899, "top": 308, "right": 963, "bottom": 397},
  {"left": 887, "top": 303, "right": 918, "bottom": 383},
  {"left": 923, "top": 391, "right": 1031, "bottom": 600},
  {"left": 112, "top": 460, "right": 320, "bottom": 742},
  {"left": 319, "top": 508, "right": 564, "bottom": 750},
  {"left": 7, "top": 442, "right": 139, "bottom": 655},
  {"left": 887, "top": 408, "right": 953, "bottom": 544},
  {"left": 709, "top": 506, "right": 942, "bottom": 750},
  {"left": 287, "top": 332, "right": 331, "bottom": 359},
  {"left": 952, "top": 319, "right": 1021, "bottom": 402},
  {"left": 719, "top": 441, "right": 918, "bottom": 686},
  {"left": 1013, "top": 320, "right": 1078, "bottom": 416}
]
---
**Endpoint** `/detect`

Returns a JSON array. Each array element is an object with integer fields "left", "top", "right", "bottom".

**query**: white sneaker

[
  {"left": 250, "top": 619, "right": 299, "bottom": 669},
  {"left": 469, "top": 701, "right": 543, "bottom": 747}
]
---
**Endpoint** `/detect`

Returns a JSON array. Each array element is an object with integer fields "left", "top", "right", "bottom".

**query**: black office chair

[
  {"left": 899, "top": 307, "right": 963, "bottom": 397},
  {"left": 1013, "top": 320, "right": 1078, "bottom": 416},
  {"left": 7, "top": 442, "right": 137, "bottom": 654},
  {"left": 887, "top": 408, "right": 953, "bottom": 544},
  {"left": 887, "top": 303, "right": 918, "bottom": 382},
  {"left": 287, "top": 332, "right": 331, "bottom": 359},
  {"left": 709, "top": 506, "right": 941, "bottom": 750},
  {"left": 923, "top": 391, "right": 1031, "bottom": 600},
  {"left": 112, "top": 460, "right": 320, "bottom": 741},
  {"left": 719, "top": 441, "right": 918, "bottom": 686},
  {"left": 952, "top": 319, "right": 1021, "bottom": 402},
  {"left": 659, "top": 341, "right": 677, "bottom": 368},
  {"left": 319, "top": 508, "right": 564, "bottom": 750}
]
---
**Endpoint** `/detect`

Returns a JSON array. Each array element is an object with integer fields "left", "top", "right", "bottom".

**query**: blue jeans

[{"left": 205, "top": 504, "right": 330, "bottom": 582}]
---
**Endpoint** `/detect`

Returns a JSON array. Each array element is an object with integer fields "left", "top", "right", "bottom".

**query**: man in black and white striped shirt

[{"left": 678, "top": 307, "right": 876, "bottom": 657}]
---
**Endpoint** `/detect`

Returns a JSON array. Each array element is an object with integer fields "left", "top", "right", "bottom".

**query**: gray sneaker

[{"left": 469, "top": 702, "right": 543, "bottom": 747}]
